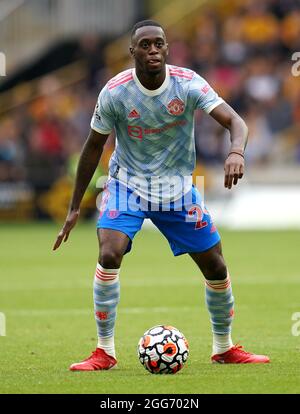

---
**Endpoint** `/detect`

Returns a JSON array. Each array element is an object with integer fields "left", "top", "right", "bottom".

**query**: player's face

[{"left": 130, "top": 26, "right": 168, "bottom": 74}]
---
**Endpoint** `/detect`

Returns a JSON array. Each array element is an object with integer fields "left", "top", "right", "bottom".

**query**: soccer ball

[{"left": 137, "top": 325, "right": 189, "bottom": 374}]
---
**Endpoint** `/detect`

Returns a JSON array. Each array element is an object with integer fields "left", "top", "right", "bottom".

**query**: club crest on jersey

[{"left": 167, "top": 98, "right": 185, "bottom": 116}]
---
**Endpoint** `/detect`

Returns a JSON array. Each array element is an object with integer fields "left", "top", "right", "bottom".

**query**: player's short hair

[{"left": 131, "top": 20, "right": 164, "bottom": 39}]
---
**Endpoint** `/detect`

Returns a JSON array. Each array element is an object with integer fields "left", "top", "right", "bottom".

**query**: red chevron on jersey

[
  {"left": 108, "top": 75, "right": 133, "bottom": 90},
  {"left": 108, "top": 70, "right": 133, "bottom": 90},
  {"left": 128, "top": 109, "right": 140, "bottom": 118},
  {"left": 170, "top": 72, "right": 193, "bottom": 80},
  {"left": 201, "top": 84, "right": 210, "bottom": 94},
  {"left": 169, "top": 68, "right": 194, "bottom": 80},
  {"left": 108, "top": 69, "right": 132, "bottom": 85}
]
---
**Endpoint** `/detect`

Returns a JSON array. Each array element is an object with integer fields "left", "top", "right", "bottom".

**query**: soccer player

[{"left": 53, "top": 20, "right": 270, "bottom": 370}]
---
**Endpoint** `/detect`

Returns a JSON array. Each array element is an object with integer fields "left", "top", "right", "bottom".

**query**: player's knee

[
  {"left": 99, "top": 250, "right": 123, "bottom": 269},
  {"left": 202, "top": 256, "right": 227, "bottom": 280}
]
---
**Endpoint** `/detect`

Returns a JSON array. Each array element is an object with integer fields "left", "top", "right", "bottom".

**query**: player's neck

[{"left": 135, "top": 66, "right": 166, "bottom": 90}]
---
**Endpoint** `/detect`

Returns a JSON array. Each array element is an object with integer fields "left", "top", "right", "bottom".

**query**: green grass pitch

[{"left": 0, "top": 223, "right": 300, "bottom": 394}]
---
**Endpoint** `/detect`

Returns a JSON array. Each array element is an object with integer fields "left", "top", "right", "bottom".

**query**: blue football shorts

[{"left": 97, "top": 178, "right": 221, "bottom": 256}]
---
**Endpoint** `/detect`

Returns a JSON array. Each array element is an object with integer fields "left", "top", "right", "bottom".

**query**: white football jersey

[{"left": 91, "top": 64, "right": 223, "bottom": 202}]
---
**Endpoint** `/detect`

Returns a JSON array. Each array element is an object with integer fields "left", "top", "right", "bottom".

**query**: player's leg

[
  {"left": 189, "top": 242, "right": 234, "bottom": 356},
  {"left": 70, "top": 229, "right": 129, "bottom": 371},
  {"left": 98, "top": 227, "right": 129, "bottom": 268},
  {"left": 70, "top": 179, "right": 145, "bottom": 371},
  {"left": 149, "top": 185, "right": 269, "bottom": 363},
  {"left": 94, "top": 228, "right": 129, "bottom": 358},
  {"left": 189, "top": 243, "right": 269, "bottom": 363},
  {"left": 190, "top": 243, "right": 270, "bottom": 363}
]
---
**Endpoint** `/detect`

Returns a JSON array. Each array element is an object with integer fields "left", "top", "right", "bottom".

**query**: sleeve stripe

[
  {"left": 90, "top": 124, "right": 112, "bottom": 135},
  {"left": 205, "top": 98, "right": 224, "bottom": 114}
]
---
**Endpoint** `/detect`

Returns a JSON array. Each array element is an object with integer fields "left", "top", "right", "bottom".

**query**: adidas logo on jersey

[{"left": 128, "top": 109, "right": 140, "bottom": 118}]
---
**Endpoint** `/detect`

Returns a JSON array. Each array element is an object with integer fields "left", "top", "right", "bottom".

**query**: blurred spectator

[
  {"left": 281, "top": 9, "right": 300, "bottom": 50},
  {"left": 243, "top": 103, "right": 274, "bottom": 165},
  {"left": 0, "top": 118, "right": 24, "bottom": 182},
  {"left": 221, "top": 14, "right": 248, "bottom": 65},
  {"left": 243, "top": 56, "right": 280, "bottom": 102},
  {"left": 240, "top": 1, "right": 280, "bottom": 48}
]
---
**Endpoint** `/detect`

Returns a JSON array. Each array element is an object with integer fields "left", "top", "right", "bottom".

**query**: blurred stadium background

[
  {"left": 1, "top": 0, "right": 300, "bottom": 395},
  {"left": 0, "top": 0, "right": 300, "bottom": 228}
]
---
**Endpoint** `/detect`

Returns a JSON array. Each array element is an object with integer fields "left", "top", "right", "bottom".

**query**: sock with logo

[
  {"left": 93, "top": 264, "right": 120, "bottom": 358},
  {"left": 205, "top": 273, "right": 234, "bottom": 355}
]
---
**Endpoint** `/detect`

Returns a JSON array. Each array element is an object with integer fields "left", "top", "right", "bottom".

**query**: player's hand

[
  {"left": 52, "top": 209, "right": 80, "bottom": 251},
  {"left": 224, "top": 152, "right": 244, "bottom": 190}
]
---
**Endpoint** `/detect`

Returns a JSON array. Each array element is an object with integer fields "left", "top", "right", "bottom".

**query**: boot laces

[
  {"left": 231, "top": 344, "right": 252, "bottom": 356},
  {"left": 84, "top": 349, "right": 102, "bottom": 362}
]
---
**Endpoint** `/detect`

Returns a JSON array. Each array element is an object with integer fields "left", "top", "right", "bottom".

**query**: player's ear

[
  {"left": 129, "top": 46, "right": 135, "bottom": 57},
  {"left": 166, "top": 43, "right": 169, "bottom": 56}
]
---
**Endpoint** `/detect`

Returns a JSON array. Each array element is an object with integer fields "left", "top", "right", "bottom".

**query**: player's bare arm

[
  {"left": 53, "top": 128, "right": 109, "bottom": 251},
  {"left": 210, "top": 102, "right": 248, "bottom": 190}
]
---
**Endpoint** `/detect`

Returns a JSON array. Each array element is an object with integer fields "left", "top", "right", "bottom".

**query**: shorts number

[{"left": 188, "top": 206, "right": 208, "bottom": 230}]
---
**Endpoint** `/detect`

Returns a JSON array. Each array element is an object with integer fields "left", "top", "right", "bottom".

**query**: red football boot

[
  {"left": 211, "top": 344, "right": 270, "bottom": 364},
  {"left": 69, "top": 348, "right": 117, "bottom": 371}
]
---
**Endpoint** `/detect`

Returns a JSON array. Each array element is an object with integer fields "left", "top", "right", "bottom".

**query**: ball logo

[{"left": 167, "top": 98, "right": 185, "bottom": 116}]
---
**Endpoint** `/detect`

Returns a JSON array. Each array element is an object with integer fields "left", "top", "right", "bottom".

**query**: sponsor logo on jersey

[
  {"left": 127, "top": 125, "right": 143, "bottom": 140},
  {"left": 127, "top": 120, "right": 187, "bottom": 141},
  {"left": 167, "top": 98, "right": 185, "bottom": 116},
  {"left": 128, "top": 109, "right": 140, "bottom": 118},
  {"left": 144, "top": 119, "right": 187, "bottom": 135},
  {"left": 201, "top": 84, "right": 210, "bottom": 94}
]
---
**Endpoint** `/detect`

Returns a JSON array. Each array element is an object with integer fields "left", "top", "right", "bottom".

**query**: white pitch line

[
  {"left": 0, "top": 279, "right": 200, "bottom": 291},
  {"left": 5, "top": 306, "right": 196, "bottom": 316},
  {"left": 1, "top": 276, "right": 300, "bottom": 292}
]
